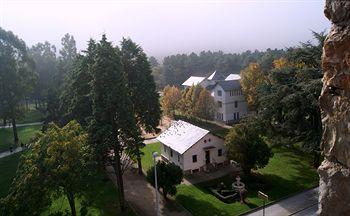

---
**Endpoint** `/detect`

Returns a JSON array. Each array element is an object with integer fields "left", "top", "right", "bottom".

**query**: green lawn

[
  {"left": 0, "top": 152, "right": 22, "bottom": 198},
  {"left": 141, "top": 144, "right": 319, "bottom": 216},
  {"left": 0, "top": 125, "right": 42, "bottom": 152},
  {"left": 17, "top": 108, "right": 45, "bottom": 124},
  {"left": 141, "top": 142, "right": 161, "bottom": 172}
]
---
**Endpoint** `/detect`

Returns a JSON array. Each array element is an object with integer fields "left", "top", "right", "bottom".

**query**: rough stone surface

[
  {"left": 318, "top": 0, "right": 350, "bottom": 215},
  {"left": 318, "top": 159, "right": 350, "bottom": 215}
]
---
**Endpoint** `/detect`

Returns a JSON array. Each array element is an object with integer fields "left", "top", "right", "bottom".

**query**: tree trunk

[
  {"left": 66, "top": 191, "right": 77, "bottom": 216},
  {"left": 114, "top": 146, "right": 126, "bottom": 212},
  {"left": 11, "top": 118, "right": 18, "bottom": 146},
  {"left": 136, "top": 144, "right": 143, "bottom": 175}
]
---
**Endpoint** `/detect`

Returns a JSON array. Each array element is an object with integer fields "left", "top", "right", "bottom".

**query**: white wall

[
  {"left": 182, "top": 133, "right": 226, "bottom": 172},
  {"left": 211, "top": 85, "right": 248, "bottom": 122},
  {"left": 161, "top": 143, "right": 184, "bottom": 169}
]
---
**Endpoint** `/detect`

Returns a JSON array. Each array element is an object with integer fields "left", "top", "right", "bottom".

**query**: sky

[{"left": 0, "top": 0, "right": 330, "bottom": 59}]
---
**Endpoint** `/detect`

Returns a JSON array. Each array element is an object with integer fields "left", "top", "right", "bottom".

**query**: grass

[
  {"left": 42, "top": 173, "right": 135, "bottom": 216},
  {"left": 0, "top": 125, "right": 42, "bottom": 152},
  {"left": 17, "top": 108, "right": 45, "bottom": 124},
  {"left": 141, "top": 144, "right": 319, "bottom": 216},
  {"left": 0, "top": 152, "right": 22, "bottom": 198},
  {"left": 141, "top": 142, "right": 161, "bottom": 172}
]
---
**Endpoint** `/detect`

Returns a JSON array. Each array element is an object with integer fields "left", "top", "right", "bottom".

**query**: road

[{"left": 246, "top": 187, "right": 318, "bottom": 216}]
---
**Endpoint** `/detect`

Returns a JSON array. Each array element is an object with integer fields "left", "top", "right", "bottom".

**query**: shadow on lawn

[{"left": 176, "top": 194, "right": 228, "bottom": 216}]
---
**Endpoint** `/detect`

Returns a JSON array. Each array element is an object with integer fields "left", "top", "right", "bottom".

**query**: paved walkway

[
  {"left": 245, "top": 187, "right": 318, "bottom": 216},
  {"left": 0, "top": 122, "right": 42, "bottom": 129},
  {"left": 0, "top": 147, "right": 25, "bottom": 159},
  {"left": 106, "top": 166, "right": 191, "bottom": 216}
]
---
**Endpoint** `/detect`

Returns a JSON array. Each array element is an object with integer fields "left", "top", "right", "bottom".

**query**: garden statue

[{"left": 232, "top": 176, "right": 247, "bottom": 203}]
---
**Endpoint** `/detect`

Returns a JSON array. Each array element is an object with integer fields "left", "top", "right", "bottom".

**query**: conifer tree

[
  {"left": 89, "top": 35, "right": 139, "bottom": 211},
  {"left": 121, "top": 38, "right": 161, "bottom": 175}
]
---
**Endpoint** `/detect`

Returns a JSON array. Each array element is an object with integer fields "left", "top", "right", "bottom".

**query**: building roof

[
  {"left": 182, "top": 76, "right": 206, "bottom": 86},
  {"left": 225, "top": 74, "right": 241, "bottom": 81},
  {"left": 157, "top": 120, "right": 209, "bottom": 154},
  {"left": 207, "top": 70, "right": 225, "bottom": 81},
  {"left": 217, "top": 80, "right": 241, "bottom": 91}
]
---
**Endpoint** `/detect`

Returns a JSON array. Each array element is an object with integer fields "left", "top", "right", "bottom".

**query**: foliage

[
  {"left": 225, "top": 119, "right": 273, "bottom": 175},
  {"left": 1, "top": 121, "right": 95, "bottom": 216},
  {"left": 161, "top": 85, "right": 181, "bottom": 117},
  {"left": 0, "top": 27, "right": 37, "bottom": 144},
  {"left": 146, "top": 161, "right": 183, "bottom": 199},
  {"left": 30, "top": 41, "right": 58, "bottom": 107},
  {"left": 194, "top": 88, "right": 216, "bottom": 120},
  {"left": 88, "top": 35, "right": 141, "bottom": 211},
  {"left": 240, "top": 63, "right": 266, "bottom": 109},
  {"left": 162, "top": 49, "right": 285, "bottom": 86},
  {"left": 60, "top": 39, "right": 95, "bottom": 127}
]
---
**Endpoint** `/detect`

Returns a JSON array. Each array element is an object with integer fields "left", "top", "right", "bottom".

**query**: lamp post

[{"left": 152, "top": 151, "right": 160, "bottom": 216}]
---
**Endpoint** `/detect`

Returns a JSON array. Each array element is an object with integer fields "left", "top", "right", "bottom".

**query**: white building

[
  {"left": 157, "top": 120, "right": 228, "bottom": 174},
  {"left": 182, "top": 71, "right": 248, "bottom": 124}
]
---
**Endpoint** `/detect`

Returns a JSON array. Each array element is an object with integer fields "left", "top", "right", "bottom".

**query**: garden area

[{"left": 141, "top": 142, "right": 319, "bottom": 216}]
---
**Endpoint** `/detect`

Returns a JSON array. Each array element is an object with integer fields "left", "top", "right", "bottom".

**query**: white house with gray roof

[
  {"left": 182, "top": 71, "right": 248, "bottom": 123},
  {"left": 157, "top": 120, "right": 228, "bottom": 174}
]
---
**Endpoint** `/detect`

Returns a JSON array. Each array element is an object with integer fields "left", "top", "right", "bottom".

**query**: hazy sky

[{"left": 0, "top": 0, "right": 330, "bottom": 58}]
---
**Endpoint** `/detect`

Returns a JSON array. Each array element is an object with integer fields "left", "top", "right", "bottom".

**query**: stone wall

[{"left": 318, "top": 0, "right": 350, "bottom": 215}]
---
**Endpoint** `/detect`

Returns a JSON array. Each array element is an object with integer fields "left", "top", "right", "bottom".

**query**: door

[{"left": 205, "top": 150, "right": 210, "bottom": 164}]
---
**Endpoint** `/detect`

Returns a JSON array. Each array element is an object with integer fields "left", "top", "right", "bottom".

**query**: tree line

[
  {"left": 151, "top": 48, "right": 286, "bottom": 89},
  {"left": 0, "top": 28, "right": 160, "bottom": 216}
]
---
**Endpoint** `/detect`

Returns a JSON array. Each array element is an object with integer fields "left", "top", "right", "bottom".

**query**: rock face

[{"left": 318, "top": 0, "right": 350, "bottom": 215}]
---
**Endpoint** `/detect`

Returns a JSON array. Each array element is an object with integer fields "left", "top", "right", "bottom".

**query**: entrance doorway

[{"left": 205, "top": 150, "right": 210, "bottom": 164}]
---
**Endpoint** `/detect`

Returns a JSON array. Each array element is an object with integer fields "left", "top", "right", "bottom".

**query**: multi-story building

[{"left": 182, "top": 71, "right": 248, "bottom": 124}]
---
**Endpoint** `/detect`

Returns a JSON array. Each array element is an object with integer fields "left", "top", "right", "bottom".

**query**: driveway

[{"left": 245, "top": 187, "right": 318, "bottom": 216}]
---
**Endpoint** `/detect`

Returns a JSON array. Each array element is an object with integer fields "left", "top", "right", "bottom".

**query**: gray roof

[
  {"left": 207, "top": 70, "right": 225, "bottom": 81},
  {"left": 217, "top": 80, "right": 241, "bottom": 91},
  {"left": 157, "top": 120, "right": 209, "bottom": 154}
]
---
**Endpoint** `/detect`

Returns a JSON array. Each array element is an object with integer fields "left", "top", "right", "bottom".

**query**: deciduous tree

[
  {"left": 225, "top": 120, "right": 273, "bottom": 175},
  {"left": 161, "top": 85, "right": 181, "bottom": 117},
  {"left": 146, "top": 161, "right": 183, "bottom": 199}
]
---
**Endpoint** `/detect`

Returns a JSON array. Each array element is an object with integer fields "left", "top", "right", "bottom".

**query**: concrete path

[
  {"left": 144, "top": 138, "right": 158, "bottom": 144},
  {"left": 0, "top": 122, "right": 42, "bottom": 129},
  {"left": 0, "top": 147, "right": 25, "bottom": 159},
  {"left": 245, "top": 187, "right": 318, "bottom": 216},
  {"left": 106, "top": 165, "right": 191, "bottom": 216}
]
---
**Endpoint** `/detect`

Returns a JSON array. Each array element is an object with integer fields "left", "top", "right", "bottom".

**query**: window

[
  {"left": 218, "top": 149, "right": 222, "bottom": 157},
  {"left": 208, "top": 138, "right": 211, "bottom": 142},
  {"left": 217, "top": 112, "right": 223, "bottom": 120},
  {"left": 229, "top": 90, "right": 233, "bottom": 96},
  {"left": 218, "top": 101, "right": 222, "bottom": 108},
  {"left": 218, "top": 90, "right": 222, "bottom": 96},
  {"left": 234, "top": 101, "right": 238, "bottom": 108},
  {"left": 170, "top": 149, "right": 173, "bottom": 157},
  {"left": 233, "top": 112, "right": 240, "bottom": 120},
  {"left": 192, "top": 155, "right": 197, "bottom": 163},
  {"left": 164, "top": 145, "right": 167, "bottom": 153},
  {"left": 178, "top": 155, "right": 180, "bottom": 162}
]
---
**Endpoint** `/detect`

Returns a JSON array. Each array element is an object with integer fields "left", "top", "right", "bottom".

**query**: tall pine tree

[
  {"left": 89, "top": 35, "right": 139, "bottom": 211},
  {"left": 121, "top": 38, "right": 161, "bottom": 175}
]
